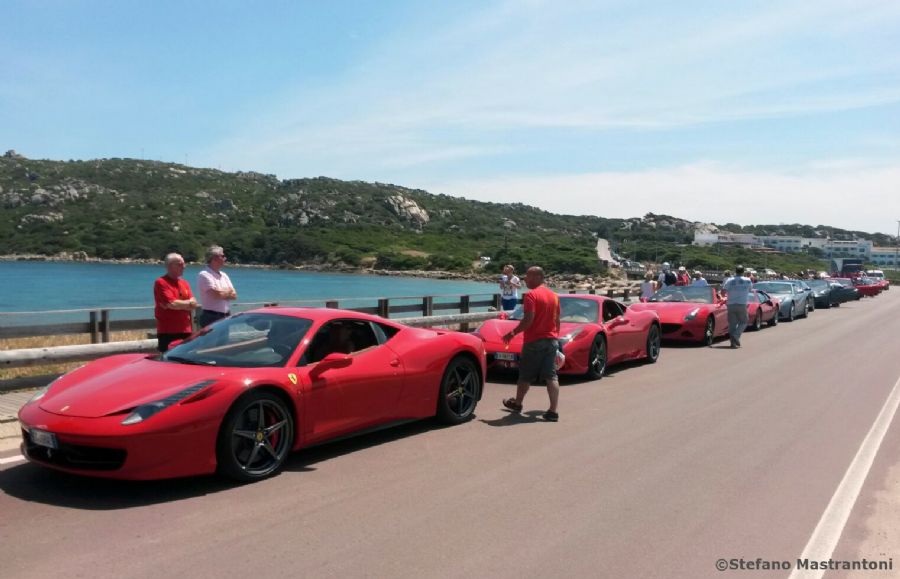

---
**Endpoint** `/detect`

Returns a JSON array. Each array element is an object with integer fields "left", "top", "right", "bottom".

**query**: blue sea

[{"left": 1, "top": 262, "right": 499, "bottom": 326}]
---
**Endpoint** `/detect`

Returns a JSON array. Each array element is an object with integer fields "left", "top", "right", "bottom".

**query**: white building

[
  {"left": 692, "top": 232, "right": 759, "bottom": 247},
  {"left": 695, "top": 232, "right": 873, "bottom": 258},
  {"left": 870, "top": 247, "right": 900, "bottom": 268},
  {"left": 824, "top": 239, "right": 872, "bottom": 259}
]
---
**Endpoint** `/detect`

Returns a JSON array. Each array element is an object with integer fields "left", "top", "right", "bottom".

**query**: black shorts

[{"left": 518, "top": 338, "right": 559, "bottom": 384}]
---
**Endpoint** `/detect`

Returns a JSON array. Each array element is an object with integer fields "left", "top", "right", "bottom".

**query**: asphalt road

[{"left": 1, "top": 292, "right": 899, "bottom": 579}]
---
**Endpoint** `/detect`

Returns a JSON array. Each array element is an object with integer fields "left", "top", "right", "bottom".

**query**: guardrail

[
  {"left": 0, "top": 311, "right": 504, "bottom": 374},
  {"left": 0, "top": 289, "right": 638, "bottom": 343}
]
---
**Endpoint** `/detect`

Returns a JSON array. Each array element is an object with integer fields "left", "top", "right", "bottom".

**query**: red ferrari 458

[
  {"left": 476, "top": 294, "right": 661, "bottom": 379},
  {"left": 745, "top": 289, "right": 780, "bottom": 331},
  {"left": 629, "top": 285, "right": 730, "bottom": 346},
  {"left": 19, "top": 308, "right": 486, "bottom": 482}
]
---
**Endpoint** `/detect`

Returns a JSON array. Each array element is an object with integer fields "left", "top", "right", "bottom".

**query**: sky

[{"left": 2, "top": 0, "right": 900, "bottom": 235}]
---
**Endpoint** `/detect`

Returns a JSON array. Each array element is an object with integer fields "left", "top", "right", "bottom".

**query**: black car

[
  {"left": 806, "top": 279, "right": 842, "bottom": 308},
  {"left": 826, "top": 278, "right": 860, "bottom": 302}
]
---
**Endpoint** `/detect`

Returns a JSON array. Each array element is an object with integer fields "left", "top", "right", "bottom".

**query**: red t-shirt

[
  {"left": 523, "top": 285, "right": 560, "bottom": 343},
  {"left": 154, "top": 275, "right": 194, "bottom": 334}
]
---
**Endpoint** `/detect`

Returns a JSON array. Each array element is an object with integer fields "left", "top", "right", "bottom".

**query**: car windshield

[
  {"left": 649, "top": 286, "right": 713, "bottom": 304},
  {"left": 829, "top": 279, "right": 852, "bottom": 287},
  {"left": 807, "top": 280, "right": 828, "bottom": 289},
  {"left": 162, "top": 313, "right": 313, "bottom": 368},
  {"left": 754, "top": 282, "right": 793, "bottom": 295},
  {"left": 559, "top": 298, "right": 600, "bottom": 323}
]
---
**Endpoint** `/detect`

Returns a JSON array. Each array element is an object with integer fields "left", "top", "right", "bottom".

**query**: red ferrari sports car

[
  {"left": 629, "top": 285, "right": 729, "bottom": 346},
  {"left": 745, "top": 289, "right": 780, "bottom": 331},
  {"left": 19, "top": 308, "right": 486, "bottom": 482},
  {"left": 475, "top": 294, "right": 661, "bottom": 379}
]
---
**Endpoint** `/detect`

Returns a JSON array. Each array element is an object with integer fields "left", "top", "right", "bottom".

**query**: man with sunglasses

[{"left": 197, "top": 245, "right": 238, "bottom": 328}]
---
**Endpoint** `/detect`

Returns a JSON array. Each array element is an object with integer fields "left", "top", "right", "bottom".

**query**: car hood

[
  {"left": 629, "top": 302, "right": 712, "bottom": 321},
  {"left": 39, "top": 356, "right": 233, "bottom": 418},
  {"left": 478, "top": 319, "right": 583, "bottom": 352}
]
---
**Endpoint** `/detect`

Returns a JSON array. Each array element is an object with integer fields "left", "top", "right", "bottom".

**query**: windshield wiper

[{"left": 165, "top": 355, "right": 216, "bottom": 366}]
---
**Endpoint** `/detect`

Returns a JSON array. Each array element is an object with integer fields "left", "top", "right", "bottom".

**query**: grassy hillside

[{"left": 0, "top": 153, "right": 865, "bottom": 275}]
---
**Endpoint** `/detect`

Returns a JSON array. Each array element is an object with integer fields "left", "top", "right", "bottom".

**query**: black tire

[
  {"left": 787, "top": 304, "right": 795, "bottom": 322},
  {"left": 645, "top": 324, "right": 661, "bottom": 363},
  {"left": 586, "top": 334, "right": 607, "bottom": 379},
  {"left": 768, "top": 309, "right": 779, "bottom": 326},
  {"left": 801, "top": 299, "right": 809, "bottom": 318},
  {"left": 808, "top": 299, "right": 815, "bottom": 313},
  {"left": 701, "top": 317, "right": 715, "bottom": 347},
  {"left": 751, "top": 310, "right": 762, "bottom": 331},
  {"left": 436, "top": 356, "right": 481, "bottom": 424},
  {"left": 217, "top": 390, "right": 294, "bottom": 482}
]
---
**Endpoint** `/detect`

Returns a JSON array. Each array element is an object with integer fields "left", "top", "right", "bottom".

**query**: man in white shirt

[
  {"left": 720, "top": 265, "right": 752, "bottom": 348},
  {"left": 197, "top": 245, "right": 237, "bottom": 328},
  {"left": 499, "top": 264, "right": 522, "bottom": 310},
  {"left": 690, "top": 271, "right": 708, "bottom": 286}
]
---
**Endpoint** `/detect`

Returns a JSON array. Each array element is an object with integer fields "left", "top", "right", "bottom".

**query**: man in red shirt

[
  {"left": 154, "top": 253, "right": 199, "bottom": 352},
  {"left": 501, "top": 266, "right": 561, "bottom": 421}
]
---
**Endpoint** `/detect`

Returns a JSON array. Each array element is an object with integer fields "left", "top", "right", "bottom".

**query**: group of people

[
  {"left": 639, "top": 262, "right": 708, "bottom": 301},
  {"left": 153, "top": 245, "right": 237, "bottom": 352}
]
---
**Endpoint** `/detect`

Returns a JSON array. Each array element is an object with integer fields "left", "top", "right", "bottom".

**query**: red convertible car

[
  {"left": 745, "top": 289, "right": 780, "bottom": 330},
  {"left": 19, "top": 308, "right": 486, "bottom": 482},
  {"left": 629, "top": 286, "right": 729, "bottom": 346},
  {"left": 475, "top": 294, "right": 661, "bottom": 379}
]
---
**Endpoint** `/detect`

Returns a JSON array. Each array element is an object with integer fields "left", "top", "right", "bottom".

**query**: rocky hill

[{"left": 1, "top": 151, "right": 887, "bottom": 274}]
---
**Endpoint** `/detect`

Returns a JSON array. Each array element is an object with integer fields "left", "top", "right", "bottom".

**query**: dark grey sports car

[
  {"left": 806, "top": 279, "right": 841, "bottom": 308},
  {"left": 753, "top": 282, "right": 810, "bottom": 321}
]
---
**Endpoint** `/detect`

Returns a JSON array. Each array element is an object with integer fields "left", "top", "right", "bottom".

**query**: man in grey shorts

[
  {"left": 501, "top": 266, "right": 562, "bottom": 421},
  {"left": 721, "top": 264, "right": 752, "bottom": 349}
]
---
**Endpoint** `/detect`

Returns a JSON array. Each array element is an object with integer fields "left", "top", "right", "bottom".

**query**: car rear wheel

[
  {"left": 436, "top": 356, "right": 480, "bottom": 424},
  {"left": 645, "top": 324, "right": 661, "bottom": 363},
  {"left": 768, "top": 310, "right": 779, "bottom": 326},
  {"left": 701, "top": 317, "right": 715, "bottom": 347},
  {"left": 587, "top": 335, "right": 607, "bottom": 379},
  {"left": 801, "top": 300, "right": 809, "bottom": 318},
  {"left": 217, "top": 390, "right": 294, "bottom": 482},
  {"left": 787, "top": 305, "right": 795, "bottom": 322},
  {"left": 751, "top": 310, "right": 762, "bottom": 331}
]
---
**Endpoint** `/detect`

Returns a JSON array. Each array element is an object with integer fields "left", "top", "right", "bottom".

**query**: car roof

[{"left": 240, "top": 306, "right": 402, "bottom": 327}]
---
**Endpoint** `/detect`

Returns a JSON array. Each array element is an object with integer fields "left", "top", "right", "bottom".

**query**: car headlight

[
  {"left": 684, "top": 308, "right": 701, "bottom": 321},
  {"left": 558, "top": 327, "right": 584, "bottom": 345},
  {"left": 121, "top": 380, "right": 216, "bottom": 426}
]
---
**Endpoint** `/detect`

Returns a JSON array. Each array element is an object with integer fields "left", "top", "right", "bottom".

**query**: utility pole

[{"left": 895, "top": 220, "right": 899, "bottom": 271}]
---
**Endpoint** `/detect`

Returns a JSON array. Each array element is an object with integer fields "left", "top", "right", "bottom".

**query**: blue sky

[{"left": 3, "top": 0, "right": 900, "bottom": 234}]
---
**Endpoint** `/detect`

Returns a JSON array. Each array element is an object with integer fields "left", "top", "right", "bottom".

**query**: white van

[{"left": 867, "top": 269, "right": 885, "bottom": 280}]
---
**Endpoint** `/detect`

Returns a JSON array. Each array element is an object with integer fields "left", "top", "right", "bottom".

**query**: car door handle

[{"left": 390, "top": 359, "right": 400, "bottom": 367}]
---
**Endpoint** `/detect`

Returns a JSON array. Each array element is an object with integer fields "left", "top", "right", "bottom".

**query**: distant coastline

[{"left": 0, "top": 253, "right": 638, "bottom": 291}]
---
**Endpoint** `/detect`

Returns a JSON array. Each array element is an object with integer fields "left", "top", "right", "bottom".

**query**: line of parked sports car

[{"left": 16, "top": 274, "right": 888, "bottom": 483}]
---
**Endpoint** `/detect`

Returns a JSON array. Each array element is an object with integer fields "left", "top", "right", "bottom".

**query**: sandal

[
  {"left": 543, "top": 411, "right": 559, "bottom": 422},
  {"left": 502, "top": 398, "right": 523, "bottom": 413}
]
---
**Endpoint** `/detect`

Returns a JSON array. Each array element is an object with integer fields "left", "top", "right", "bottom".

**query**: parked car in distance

[
  {"left": 806, "top": 279, "right": 841, "bottom": 309},
  {"left": 629, "top": 285, "right": 730, "bottom": 346},
  {"left": 746, "top": 289, "right": 780, "bottom": 330},
  {"left": 753, "top": 282, "right": 810, "bottom": 321},
  {"left": 827, "top": 278, "right": 861, "bottom": 301}
]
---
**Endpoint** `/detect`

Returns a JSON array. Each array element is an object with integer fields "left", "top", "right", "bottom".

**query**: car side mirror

[
  {"left": 316, "top": 352, "right": 353, "bottom": 372},
  {"left": 607, "top": 316, "right": 627, "bottom": 328}
]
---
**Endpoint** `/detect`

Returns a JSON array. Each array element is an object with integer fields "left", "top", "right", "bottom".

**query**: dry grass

[{"left": 0, "top": 330, "right": 148, "bottom": 381}]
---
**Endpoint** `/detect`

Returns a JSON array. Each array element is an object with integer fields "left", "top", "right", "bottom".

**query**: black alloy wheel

[
  {"left": 645, "top": 325, "right": 661, "bottom": 363},
  {"left": 217, "top": 390, "right": 294, "bottom": 482},
  {"left": 436, "top": 356, "right": 481, "bottom": 424},
  {"left": 701, "top": 317, "right": 715, "bottom": 347},
  {"left": 587, "top": 335, "right": 607, "bottom": 379}
]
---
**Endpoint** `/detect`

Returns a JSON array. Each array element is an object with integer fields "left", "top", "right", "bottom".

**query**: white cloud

[{"left": 426, "top": 161, "right": 900, "bottom": 235}]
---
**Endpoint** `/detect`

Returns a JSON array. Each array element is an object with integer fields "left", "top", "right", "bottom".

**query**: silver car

[{"left": 753, "top": 282, "right": 810, "bottom": 321}]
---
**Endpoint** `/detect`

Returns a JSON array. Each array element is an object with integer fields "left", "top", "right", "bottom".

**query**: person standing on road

[
  {"left": 676, "top": 266, "right": 691, "bottom": 286},
  {"left": 640, "top": 271, "right": 657, "bottom": 302},
  {"left": 154, "top": 253, "right": 199, "bottom": 352},
  {"left": 197, "top": 245, "right": 237, "bottom": 328},
  {"left": 499, "top": 264, "right": 522, "bottom": 311},
  {"left": 721, "top": 265, "right": 753, "bottom": 349},
  {"left": 501, "top": 266, "right": 561, "bottom": 422},
  {"left": 690, "top": 271, "right": 708, "bottom": 286}
]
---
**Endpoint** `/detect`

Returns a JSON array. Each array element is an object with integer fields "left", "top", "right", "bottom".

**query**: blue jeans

[{"left": 501, "top": 297, "right": 518, "bottom": 311}]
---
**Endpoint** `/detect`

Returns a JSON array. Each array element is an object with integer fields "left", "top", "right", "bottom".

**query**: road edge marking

[{"left": 788, "top": 373, "right": 900, "bottom": 579}]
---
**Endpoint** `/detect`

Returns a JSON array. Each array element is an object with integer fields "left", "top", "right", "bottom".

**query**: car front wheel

[
  {"left": 217, "top": 390, "right": 294, "bottom": 482},
  {"left": 587, "top": 335, "right": 607, "bottom": 379},
  {"left": 645, "top": 324, "right": 661, "bottom": 363}
]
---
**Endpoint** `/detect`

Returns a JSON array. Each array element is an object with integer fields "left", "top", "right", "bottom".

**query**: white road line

[
  {"left": 0, "top": 454, "right": 26, "bottom": 465},
  {"left": 789, "top": 373, "right": 900, "bottom": 579}
]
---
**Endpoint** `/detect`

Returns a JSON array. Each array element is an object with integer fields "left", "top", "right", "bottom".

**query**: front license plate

[
  {"left": 495, "top": 352, "right": 518, "bottom": 361},
  {"left": 30, "top": 429, "right": 58, "bottom": 449}
]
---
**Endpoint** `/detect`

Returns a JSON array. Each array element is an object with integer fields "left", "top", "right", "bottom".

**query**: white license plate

[
  {"left": 30, "top": 429, "right": 58, "bottom": 449},
  {"left": 495, "top": 352, "right": 518, "bottom": 361}
]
